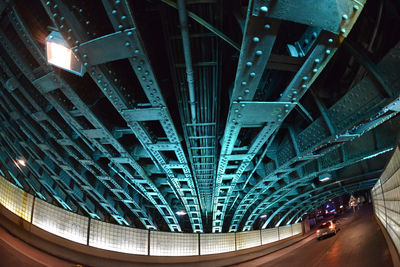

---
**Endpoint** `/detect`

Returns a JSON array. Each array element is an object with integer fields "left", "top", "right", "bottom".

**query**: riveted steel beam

[
  {"left": 226, "top": 33, "right": 340, "bottom": 232},
  {"left": 0, "top": 5, "right": 165, "bottom": 229},
  {"left": 252, "top": 0, "right": 366, "bottom": 36},
  {"left": 0, "top": 80, "right": 118, "bottom": 218},
  {"left": 212, "top": 0, "right": 281, "bottom": 233},
  {"left": 38, "top": 0, "right": 202, "bottom": 232},
  {"left": 236, "top": 121, "right": 398, "bottom": 231},
  {"left": 263, "top": 178, "right": 377, "bottom": 229},
  {"left": 217, "top": 0, "right": 368, "bottom": 231},
  {"left": 101, "top": 0, "right": 204, "bottom": 232},
  {"left": 229, "top": 40, "right": 400, "bottom": 232},
  {"left": 274, "top": 179, "right": 377, "bottom": 227},
  {"left": 238, "top": 126, "right": 400, "bottom": 230},
  {"left": 291, "top": 180, "right": 377, "bottom": 224},
  {"left": 0, "top": 113, "right": 82, "bottom": 213}
]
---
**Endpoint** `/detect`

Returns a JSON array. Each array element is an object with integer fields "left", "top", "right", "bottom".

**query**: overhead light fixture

[
  {"left": 260, "top": 214, "right": 267, "bottom": 219},
  {"left": 176, "top": 210, "right": 187, "bottom": 216},
  {"left": 15, "top": 157, "right": 26, "bottom": 167},
  {"left": 46, "top": 31, "right": 85, "bottom": 76},
  {"left": 17, "top": 159, "right": 26, "bottom": 166},
  {"left": 319, "top": 173, "right": 331, "bottom": 182}
]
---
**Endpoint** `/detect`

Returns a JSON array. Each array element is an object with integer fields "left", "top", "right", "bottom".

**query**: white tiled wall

[
  {"left": 89, "top": 219, "right": 148, "bottom": 255},
  {"left": 278, "top": 225, "right": 293, "bottom": 240},
  {"left": 371, "top": 146, "right": 400, "bottom": 255},
  {"left": 150, "top": 231, "right": 198, "bottom": 256},
  {"left": 200, "top": 232, "right": 235, "bottom": 255},
  {"left": 236, "top": 230, "right": 261, "bottom": 250},
  {"left": 0, "top": 176, "right": 33, "bottom": 222},
  {"left": 0, "top": 174, "right": 306, "bottom": 256},
  {"left": 292, "top": 223, "right": 302, "bottom": 235},
  {"left": 32, "top": 198, "right": 88, "bottom": 244},
  {"left": 261, "top": 228, "right": 279, "bottom": 245}
]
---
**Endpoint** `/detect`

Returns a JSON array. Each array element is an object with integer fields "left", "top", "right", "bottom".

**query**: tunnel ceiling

[{"left": 0, "top": 0, "right": 399, "bottom": 233}]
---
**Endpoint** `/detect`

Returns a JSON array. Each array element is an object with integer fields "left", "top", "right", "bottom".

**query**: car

[{"left": 316, "top": 220, "right": 338, "bottom": 240}]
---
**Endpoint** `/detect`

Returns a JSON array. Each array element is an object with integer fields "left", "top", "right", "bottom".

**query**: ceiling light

[
  {"left": 46, "top": 31, "right": 85, "bottom": 76},
  {"left": 260, "top": 214, "right": 267, "bottom": 219},
  {"left": 319, "top": 173, "right": 331, "bottom": 182},
  {"left": 176, "top": 210, "right": 186, "bottom": 216},
  {"left": 17, "top": 159, "right": 26, "bottom": 166}
]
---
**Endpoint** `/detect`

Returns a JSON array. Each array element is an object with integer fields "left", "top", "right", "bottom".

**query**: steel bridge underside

[{"left": 0, "top": 0, "right": 399, "bottom": 233}]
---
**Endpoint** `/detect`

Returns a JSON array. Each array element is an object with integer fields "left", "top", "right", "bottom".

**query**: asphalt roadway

[{"left": 234, "top": 204, "right": 393, "bottom": 267}]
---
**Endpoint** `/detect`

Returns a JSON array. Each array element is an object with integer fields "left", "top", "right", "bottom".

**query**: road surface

[{"left": 235, "top": 205, "right": 392, "bottom": 267}]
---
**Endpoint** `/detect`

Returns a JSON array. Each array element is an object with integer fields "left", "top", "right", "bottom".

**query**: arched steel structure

[
  {"left": 0, "top": 0, "right": 398, "bottom": 233},
  {"left": 273, "top": 178, "right": 377, "bottom": 227}
]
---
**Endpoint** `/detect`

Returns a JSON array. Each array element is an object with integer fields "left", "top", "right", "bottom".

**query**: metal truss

[
  {"left": 0, "top": 4, "right": 176, "bottom": 230},
  {"left": 290, "top": 180, "right": 377, "bottom": 225},
  {"left": 270, "top": 178, "right": 378, "bottom": 228},
  {"left": 0, "top": 0, "right": 399, "bottom": 233},
  {"left": 236, "top": 117, "right": 399, "bottom": 231},
  {"left": 213, "top": 0, "right": 367, "bottom": 232},
  {"left": 160, "top": 0, "right": 222, "bottom": 216},
  {"left": 38, "top": 0, "right": 203, "bottom": 232},
  {"left": 0, "top": 61, "right": 132, "bottom": 223},
  {"left": 228, "top": 40, "right": 400, "bottom": 232}
]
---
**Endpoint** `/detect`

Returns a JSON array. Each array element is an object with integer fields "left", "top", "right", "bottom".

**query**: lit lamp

[
  {"left": 17, "top": 159, "right": 26, "bottom": 166},
  {"left": 46, "top": 31, "right": 85, "bottom": 76},
  {"left": 319, "top": 173, "right": 331, "bottom": 182},
  {"left": 176, "top": 210, "right": 187, "bottom": 216}
]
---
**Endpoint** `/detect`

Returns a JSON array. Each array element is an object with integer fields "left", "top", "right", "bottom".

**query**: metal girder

[
  {"left": 262, "top": 179, "right": 376, "bottom": 229},
  {"left": 39, "top": 0, "right": 203, "bottom": 232},
  {"left": 0, "top": 5, "right": 172, "bottom": 229},
  {"left": 229, "top": 40, "right": 400, "bottom": 232},
  {"left": 291, "top": 180, "right": 377, "bottom": 224},
  {"left": 0, "top": 147, "right": 54, "bottom": 202},
  {"left": 273, "top": 179, "right": 377, "bottom": 227},
  {"left": 0, "top": 52, "right": 103, "bottom": 216},
  {"left": 288, "top": 200, "right": 320, "bottom": 224},
  {"left": 0, "top": 0, "right": 398, "bottom": 234},
  {"left": 212, "top": 0, "right": 281, "bottom": 233},
  {"left": 0, "top": 52, "right": 131, "bottom": 225},
  {"left": 252, "top": 0, "right": 366, "bottom": 37},
  {"left": 236, "top": 118, "right": 398, "bottom": 231},
  {"left": 217, "top": 0, "right": 367, "bottom": 232},
  {"left": 0, "top": 118, "right": 82, "bottom": 213},
  {"left": 0, "top": 83, "right": 118, "bottom": 220},
  {"left": 159, "top": 0, "right": 222, "bottom": 215},
  {"left": 104, "top": 0, "right": 203, "bottom": 232}
]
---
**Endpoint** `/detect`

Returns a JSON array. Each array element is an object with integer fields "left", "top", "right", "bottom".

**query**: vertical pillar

[
  {"left": 147, "top": 230, "right": 151, "bottom": 256},
  {"left": 30, "top": 196, "right": 36, "bottom": 223},
  {"left": 86, "top": 217, "right": 91, "bottom": 246}
]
